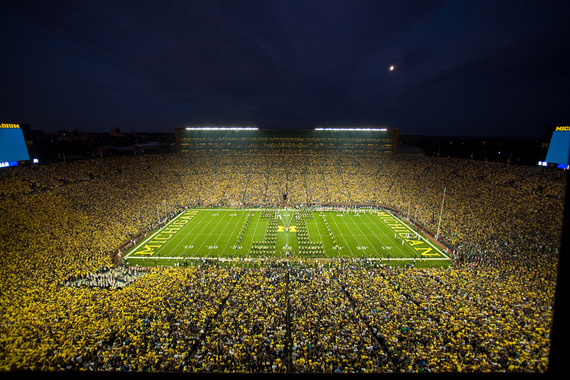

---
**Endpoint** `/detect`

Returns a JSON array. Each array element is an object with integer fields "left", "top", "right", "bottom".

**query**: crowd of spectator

[{"left": 0, "top": 147, "right": 565, "bottom": 373}]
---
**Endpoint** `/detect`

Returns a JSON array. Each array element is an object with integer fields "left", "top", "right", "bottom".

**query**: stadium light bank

[
  {"left": 315, "top": 128, "right": 388, "bottom": 131},
  {"left": 185, "top": 127, "right": 258, "bottom": 131}
]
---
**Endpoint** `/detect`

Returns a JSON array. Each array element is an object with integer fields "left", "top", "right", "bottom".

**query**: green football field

[{"left": 124, "top": 208, "right": 451, "bottom": 267}]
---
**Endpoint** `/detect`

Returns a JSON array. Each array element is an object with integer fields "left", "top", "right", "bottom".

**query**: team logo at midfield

[{"left": 277, "top": 226, "right": 296, "bottom": 232}]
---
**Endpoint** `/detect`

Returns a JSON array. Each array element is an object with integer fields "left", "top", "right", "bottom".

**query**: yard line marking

[
  {"left": 203, "top": 210, "right": 238, "bottom": 260},
  {"left": 242, "top": 211, "right": 262, "bottom": 257},
  {"left": 358, "top": 213, "right": 390, "bottom": 260},
  {"left": 184, "top": 209, "right": 227, "bottom": 257},
  {"left": 368, "top": 212, "right": 409, "bottom": 258},
  {"left": 247, "top": 209, "right": 267, "bottom": 257},
  {"left": 331, "top": 211, "right": 360, "bottom": 259},
  {"left": 345, "top": 213, "right": 380, "bottom": 259},
  {"left": 307, "top": 211, "right": 329, "bottom": 258},
  {"left": 165, "top": 209, "right": 213, "bottom": 256},
  {"left": 227, "top": 211, "right": 250, "bottom": 260},
  {"left": 216, "top": 210, "right": 248, "bottom": 260},
  {"left": 327, "top": 212, "right": 356, "bottom": 258},
  {"left": 316, "top": 213, "right": 339, "bottom": 258},
  {"left": 203, "top": 210, "right": 245, "bottom": 259}
]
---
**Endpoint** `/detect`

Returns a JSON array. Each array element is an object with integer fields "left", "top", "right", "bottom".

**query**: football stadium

[{"left": 0, "top": 126, "right": 566, "bottom": 373}]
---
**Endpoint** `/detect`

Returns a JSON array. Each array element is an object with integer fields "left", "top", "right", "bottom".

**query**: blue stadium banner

[{"left": 0, "top": 123, "right": 30, "bottom": 163}]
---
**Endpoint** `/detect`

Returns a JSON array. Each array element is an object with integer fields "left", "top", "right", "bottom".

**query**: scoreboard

[{"left": 0, "top": 123, "right": 31, "bottom": 167}]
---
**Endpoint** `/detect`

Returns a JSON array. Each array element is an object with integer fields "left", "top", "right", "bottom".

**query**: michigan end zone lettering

[
  {"left": 377, "top": 211, "right": 438, "bottom": 257},
  {"left": 133, "top": 211, "right": 197, "bottom": 255}
]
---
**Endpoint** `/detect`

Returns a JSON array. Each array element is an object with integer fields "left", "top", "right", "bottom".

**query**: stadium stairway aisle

[
  {"left": 186, "top": 271, "right": 241, "bottom": 361},
  {"left": 340, "top": 284, "right": 391, "bottom": 360},
  {"left": 285, "top": 267, "right": 293, "bottom": 372}
]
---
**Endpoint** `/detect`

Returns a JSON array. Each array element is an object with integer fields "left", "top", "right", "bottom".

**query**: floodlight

[
  {"left": 315, "top": 128, "right": 388, "bottom": 131},
  {"left": 185, "top": 127, "right": 258, "bottom": 131}
]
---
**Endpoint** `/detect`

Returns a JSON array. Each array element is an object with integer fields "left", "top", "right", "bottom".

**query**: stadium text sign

[
  {"left": 555, "top": 126, "right": 570, "bottom": 131},
  {"left": 1, "top": 123, "right": 20, "bottom": 129}
]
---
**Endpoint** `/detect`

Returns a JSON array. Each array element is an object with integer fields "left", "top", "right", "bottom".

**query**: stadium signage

[
  {"left": 555, "top": 126, "right": 570, "bottom": 131},
  {"left": 377, "top": 211, "right": 438, "bottom": 257},
  {"left": 1, "top": 123, "right": 20, "bottom": 129},
  {"left": 133, "top": 211, "right": 197, "bottom": 255}
]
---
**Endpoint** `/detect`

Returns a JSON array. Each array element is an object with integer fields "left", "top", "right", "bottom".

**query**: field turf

[{"left": 124, "top": 208, "right": 450, "bottom": 267}]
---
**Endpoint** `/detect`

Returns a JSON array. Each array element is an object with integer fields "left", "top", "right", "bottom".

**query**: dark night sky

[{"left": 1, "top": 0, "right": 569, "bottom": 136}]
